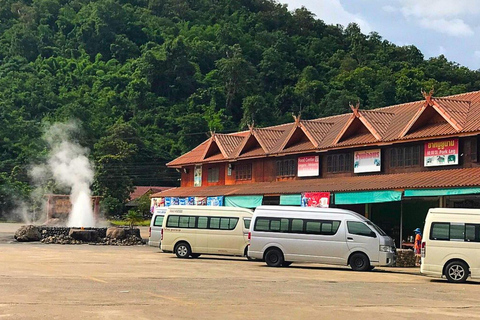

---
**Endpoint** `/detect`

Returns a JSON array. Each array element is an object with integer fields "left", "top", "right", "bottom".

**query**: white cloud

[
  {"left": 382, "top": 6, "right": 397, "bottom": 13},
  {"left": 399, "top": 0, "right": 480, "bottom": 18},
  {"left": 282, "top": 0, "right": 372, "bottom": 33},
  {"left": 397, "top": 0, "right": 477, "bottom": 37},
  {"left": 419, "top": 18, "right": 474, "bottom": 37}
]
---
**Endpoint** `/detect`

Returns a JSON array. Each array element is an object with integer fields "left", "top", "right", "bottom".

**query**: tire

[
  {"left": 282, "top": 261, "right": 292, "bottom": 267},
  {"left": 265, "top": 248, "right": 284, "bottom": 267},
  {"left": 190, "top": 253, "right": 201, "bottom": 258},
  {"left": 445, "top": 261, "right": 469, "bottom": 283},
  {"left": 350, "top": 253, "right": 371, "bottom": 271},
  {"left": 174, "top": 242, "right": 191, "bottom": 259}
]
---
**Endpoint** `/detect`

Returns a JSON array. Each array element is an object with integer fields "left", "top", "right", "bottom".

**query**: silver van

[
  {"left": 148, "top": 208, "right": 167, "bottom": 248},
  {"left": 248, "top": 206, "right": 396, "bottom": 271}
]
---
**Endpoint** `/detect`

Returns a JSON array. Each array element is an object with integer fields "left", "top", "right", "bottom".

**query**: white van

[
  {"left": 161, "top": 205, "right": 253, "bottom": 259},
  {"left": 148, "top": 208, "right": 167, "bottom": 248},
  {"left": 421, "top": 208, "right": 480, "bottom": 283},
  {"left": 248, "top": 206, "right": 396, "bottom": 270}
]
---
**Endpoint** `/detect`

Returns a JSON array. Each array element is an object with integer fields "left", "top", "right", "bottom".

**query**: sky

[{"left": 280, "top": 0, "right": 480, "bottom": 71}]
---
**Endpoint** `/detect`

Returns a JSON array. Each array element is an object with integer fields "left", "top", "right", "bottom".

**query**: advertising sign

[
  {"left": 172, "top": 197, "right": 179, "bottom": 205},
  {"left": 424, "top": 138, "right": 459, "bottom": 167},
  {"left": 150, "top": 197, "right": 165, "bottom": 214},
  {"left": 207, "top": 196, "right": 224, "bottom": 206},
  {"left": 194, "top": 165, "right": 202, "bottom": 187},
  {"left": 354, "top": 149, "right": 381, "bottom": 173},
  {"left": 164, "top": 197, "right": 171, "bottom": 207},
  {"left": 301, "top": 192, "right": 330, "bottom": 208},
  {"left": 195, "top": 197, "right": 207, "bottom": 205},
  {"left": 298, "top": 156, "right": 320, "bottom": 177}
]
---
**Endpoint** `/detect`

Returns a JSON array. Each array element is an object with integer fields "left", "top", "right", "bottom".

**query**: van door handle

[{"left": 347, "top": 237, "right": 354, "bottom": 241}]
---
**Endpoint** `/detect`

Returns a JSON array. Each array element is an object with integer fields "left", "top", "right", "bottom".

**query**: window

[
  {"left": 276, "top": 158, "right": 296, "bottom": 177},
  {"left": 197, "top": 217, "right": 208, "bottom": 229},
  {"left": 236, "top": 163, "right": 252, "bottom": 180},
  {"left": 430, "top": 223, "right": 450, "bottom": 240},
  {"left": 347, "top": 221, "right": 376, "bottom": 237},
  {"left": 166, "top": 215, "right": 179, "bottom": 227},
  {"left": 244, "top": 218, "right": 251, "bottom": 229},
  {"left": 207, "top": 167, "right": 219, "bottom": 183},
  {"left": 179, "top": 216, "right": 196, "bottom": 228},
  {"left": 253, "top": 217, "right": 341, "bottom": 235},
  {"left": 465, "top": 224, "right": 480, "bottom": 242},
  {"left": 210, "top": 217, "right": 220, "bottom": 229},
  {"left": 153, "top": 215, "right": 164, "bottom": 227},
  {"left": 327, "top": 153, "right": 352, "bottom": 173},
  {"left": 430, "top": 222, "right": 480, "bottom": 242},
  {"left": 390, "top": 145, "right": 421, "bottom": 168},
  {"left": 167, "top": 215, "right": 240, "bottom": 230}
]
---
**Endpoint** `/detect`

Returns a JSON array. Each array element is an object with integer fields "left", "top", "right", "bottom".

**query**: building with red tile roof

[{"left": 152, "top": 90, "right": 480, "bottom": 245}]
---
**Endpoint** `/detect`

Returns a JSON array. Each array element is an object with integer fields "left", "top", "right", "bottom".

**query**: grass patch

[{"left": 109, "top": 219, "right": 150, "bottom": 227}]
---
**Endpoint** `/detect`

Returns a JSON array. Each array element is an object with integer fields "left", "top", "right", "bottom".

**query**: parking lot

[{"left": 1, "top": 223, "right": 479, "bottom": 320}]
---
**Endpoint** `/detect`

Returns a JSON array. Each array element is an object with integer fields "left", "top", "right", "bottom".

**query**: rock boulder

[
  {"left": 106, "top": 227, "right": 126, "bottom": 239},
  {"left": 68, "top": 229, "right": 99, "bottom": 242},
  {"left": 14, "top": 225, "right": 41, "bottom": 242}
]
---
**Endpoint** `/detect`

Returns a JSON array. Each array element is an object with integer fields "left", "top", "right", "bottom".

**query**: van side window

[
  {"left": 291, "top": 219, "right": 303, "bottom": 233},
  {"left": 179, "top": 216, "right": 196, "bottom": 228},
  {"left": 244, "top": 218, "right": 251, "bottom": 229},
  {"left": 220, "top": 218, "right": 238, "bottom": 230},
  {"left": 254, "top": 217, "right": 340, "bottom": 235},
  {"left": 347, "top": 221, "right": 376, "bottom": 237},
  {"left": 197, "top": 217, "right": 208, "bottom": 229},
  {"left": 430, "top": 223, "right": 450, "bottom": 240},
  {"left": 210, "top": 217, "right": 221, "bottom": 229},
  {"left": 465, "top": 224, "right": 480, "bottom": 242},
  {"left": 154, "top": 215, "right": 164, "bottom": 227},
  {"left": 450, "top": 224, "right": 465, "bottom": 240},
  {"left": 166, "top": 215, "right": 179, "bottom": 227}
]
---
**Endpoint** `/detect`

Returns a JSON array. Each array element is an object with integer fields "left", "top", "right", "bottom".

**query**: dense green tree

[{"left": 0, "top": 0, "right": 479, "bottom": 218}]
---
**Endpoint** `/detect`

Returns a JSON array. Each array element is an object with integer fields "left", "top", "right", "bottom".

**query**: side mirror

[{"left": 370, "top": 231, "right": 377, "bottom": 238}]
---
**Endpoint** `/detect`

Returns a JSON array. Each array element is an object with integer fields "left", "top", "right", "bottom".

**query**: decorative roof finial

[
  {"left": 292, "top": 113, "right": 301, "bottom": 124},
  {"left": 247, "top": 121, "right": 255, "bottom": 132},
  {"left": 349, "top": 100, "right": 360, "bottom": 117},
  {"left": 421, "top": 88, "right": 434, "bottom": 105}
]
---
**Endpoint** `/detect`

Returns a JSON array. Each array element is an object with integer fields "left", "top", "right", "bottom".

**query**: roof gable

[
  {"left": 275, "top": 116, "right": 317, "bottom": 153},
  {"left": 202, "top": 136, "right": 227, "bottom": 160},
  {"left": 399, "top": 90, "right": 468, "bottom": 138},
  {"left": 235, "top": 130, "right": 267, "bottom": 158},
  {"left": 333, "top": 103, "right": 382, "bottom": 144}
]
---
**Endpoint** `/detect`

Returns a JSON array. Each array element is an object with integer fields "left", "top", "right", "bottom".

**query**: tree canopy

[{"left": 1, "top": 0, "right": 479, "bottom": 217}]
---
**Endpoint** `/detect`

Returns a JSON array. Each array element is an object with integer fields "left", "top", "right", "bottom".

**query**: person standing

[{"left": 414, "top": 228, "right": 422, "bottom": 267}]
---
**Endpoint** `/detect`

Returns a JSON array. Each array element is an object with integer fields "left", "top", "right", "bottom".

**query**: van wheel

[
  {"left": 265, "top": 248, "right": 284, "bottom": 267},
  {"left": 350, "top": 253, "right": 370, "bottom": 271},
  {"left": 190, "top": 253, "right": 201, "bottom": 258},
  {"left": 445, "top": 261, "right": 469, "bottom": 283},
  {"left": 174, "top": 242, "right": 191, "bottom": 259}
]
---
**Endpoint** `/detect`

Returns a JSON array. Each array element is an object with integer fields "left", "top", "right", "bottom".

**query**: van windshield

[{"left": 366, "top": 221, "right": 387, "bottom": 236}]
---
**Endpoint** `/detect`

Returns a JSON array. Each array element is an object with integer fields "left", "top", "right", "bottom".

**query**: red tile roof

[
  {"left": 151, "top": 167, "right": 480, "bottom": 197},
  {"left": 168, "top": 90, "right": 480, "bottom": 167},
  {"left": 130, "top": 186, "right": 173, "bottom": 200}
]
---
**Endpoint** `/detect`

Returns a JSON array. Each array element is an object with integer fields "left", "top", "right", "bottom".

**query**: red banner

[{"left": 301, "top": 192, "right": 330, "bottom": 208}]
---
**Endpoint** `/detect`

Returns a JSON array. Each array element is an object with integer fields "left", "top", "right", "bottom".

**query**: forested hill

[{"left": 1, "top": 0, "right": 480, "bottom": 214}]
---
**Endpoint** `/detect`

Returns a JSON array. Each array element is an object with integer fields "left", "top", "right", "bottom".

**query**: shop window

[
  {"left": 326, "top": 153, "right": 352, "bottom": 173},
  {"left": 207, "top": 167, "right": 219, "bottom": 183},
  {"left": 276, "top": 158, "right": 296, "bottom": 177},
  {"left": 390, "top": 145, "right": 421, "bottom": 168},
  {"left": 236, "top": 163, "right": 252, "bottom": 180}
]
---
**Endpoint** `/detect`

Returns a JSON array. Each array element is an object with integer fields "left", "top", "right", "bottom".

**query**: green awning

[
  {"left": 335, "top": 190, "right": 402, "bottom": 204},
  {"left": 225, "top": 195, "right": 263, "bottom": 208},
  {"left": 280, "top": 194, "right": 301, "bottom": 206},
  {"left": 404, "top": 188, "right": 480, "bottom": 197}
]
